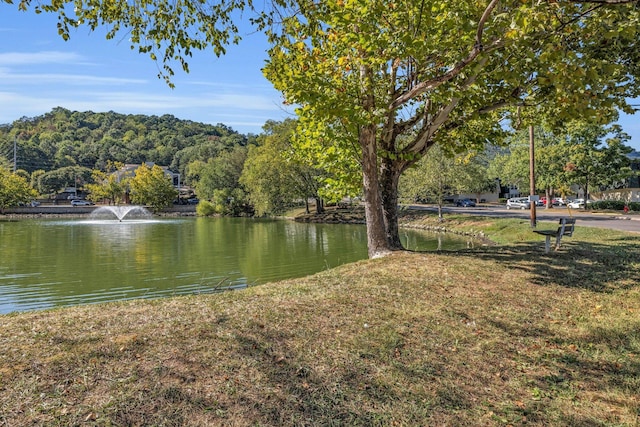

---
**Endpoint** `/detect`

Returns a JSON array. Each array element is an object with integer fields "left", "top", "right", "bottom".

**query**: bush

[
  {"left": 590, "top": 200, "right": 640, "bottom": 212},
  {"left": 196, "top": 200, "right": 216, "bottom": 216},
  {"left": 591, "top": 200, "right": 626, "bottom": 210}
]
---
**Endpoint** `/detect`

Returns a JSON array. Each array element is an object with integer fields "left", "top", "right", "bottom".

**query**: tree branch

[
  {"left": 389, "top": 0, "right": 501, "bottom": 110},
  {"left": 398, "top": 55, "right": 490, "bottom": 159}
]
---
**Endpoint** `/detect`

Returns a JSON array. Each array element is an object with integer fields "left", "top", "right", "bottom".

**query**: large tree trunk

[
  {"left": 545, "top": 188, "right": 552, "bottom": 209},
  {"left": 360, "top": 125, "right": 392, "bottom": 258},
  {"left": 584, "top": 176, "right": 590, "bottom": 203},
  {"left": 379, "top": 158, "right": 404, "bottom": 250}
]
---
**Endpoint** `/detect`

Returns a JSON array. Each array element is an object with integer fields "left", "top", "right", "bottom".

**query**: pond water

[{"left": 0, "top": 216, "right": 474, "bottom": 314}]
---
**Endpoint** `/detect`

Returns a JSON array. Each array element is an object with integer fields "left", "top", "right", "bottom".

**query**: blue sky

[
  {"left": 1, "top": 6, "right": 639, "bottom": 151},
  {"left": 0, "top": 7, "right": 292, "bottom": 136}
]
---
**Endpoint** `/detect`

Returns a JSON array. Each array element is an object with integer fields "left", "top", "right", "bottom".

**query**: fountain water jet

[{"left": 89, "top": 205, "right": 153, "bottom": 222}]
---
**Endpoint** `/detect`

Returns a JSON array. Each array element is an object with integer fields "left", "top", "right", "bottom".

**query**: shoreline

[{"left": 0, "top": 204, "right": 197, "bottom": 219}]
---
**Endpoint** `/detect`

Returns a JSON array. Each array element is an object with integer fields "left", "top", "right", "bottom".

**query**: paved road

[{"left": 406, "top": 204, "right": 640, "bottom": 234}]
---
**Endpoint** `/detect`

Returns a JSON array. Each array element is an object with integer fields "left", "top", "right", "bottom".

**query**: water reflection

[{"left": 0, "top": 217, "right": 475, "bottom": 314}]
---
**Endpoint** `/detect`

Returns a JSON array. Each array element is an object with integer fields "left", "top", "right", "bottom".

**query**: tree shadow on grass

[
  {"left": 232, "top": 329, "right": 401, "bottom": 426},
  {"left": 230, "top": 326, "right": 496, "bottom": 425},
  {"left": 483, "top": 308, "right": 640, "bottom": 425},
  {"left": 426, "top": 238, "right": 640, "bottom": 424},
  {"left": 446, "top": 236, "right": 640, "bottom": 293}
]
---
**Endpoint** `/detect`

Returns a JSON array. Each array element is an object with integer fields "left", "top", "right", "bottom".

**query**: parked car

[
  {"left": 552, "top": 197, "right": 566, "bottom": 206},
  {"left": 455, "top": 198, "right": 476, "bottom": 207},
  {"left": 187, "top": 198, "right": 200, "bottom": 205},
  {"left": 71, "top": 199, "right": 94, "bottom": 206},
  {"left": 567, "top": 199, "right": 584, "bottom": 209},
  {"left": 506, "top": 197, "right": 530, "bottom": 210}
]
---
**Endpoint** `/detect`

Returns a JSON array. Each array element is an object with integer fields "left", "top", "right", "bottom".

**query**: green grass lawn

[{"left": 1, "top": 212, "right": 639, "bottom": 426}]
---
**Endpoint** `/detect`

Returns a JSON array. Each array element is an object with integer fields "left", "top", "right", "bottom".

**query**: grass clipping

[{"left": 1, "top": 217, "right": 640, "bottom": 426}]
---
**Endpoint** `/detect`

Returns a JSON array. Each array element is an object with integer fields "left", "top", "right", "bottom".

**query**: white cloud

[
  {"left": 0, "top": 51, "right": 85, "bottom": 65},
  {"left": 0, "top": 71, "right": 146, "bottom": 86},
  {"left": 0, "top": 88, "right": 287, "bottom": 130}
]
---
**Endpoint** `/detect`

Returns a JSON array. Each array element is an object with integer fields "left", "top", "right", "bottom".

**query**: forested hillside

[
  {"left": 0, "top": 109, "right": 328, "bottom": 216},
  {"left": 0, "top": 107, "right": 255, "bottom": 179}
]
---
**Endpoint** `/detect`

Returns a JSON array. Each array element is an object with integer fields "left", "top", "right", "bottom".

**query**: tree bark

[
  {"left": 379, "top": 157, "right": 404, "bottom": 250},
  {"left": 360, "top": 125, "right": 393, "bottom": 258},
  {"left": 585, "top": 176, "right": 590, "bottom": 203},
  {"left": 545, "top": 188, "right": 552, "bottom": 209}
]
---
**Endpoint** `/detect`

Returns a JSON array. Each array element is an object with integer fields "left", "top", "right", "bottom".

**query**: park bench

[{"left": 533, "top": 217, "right": 576, "bottom": 253}]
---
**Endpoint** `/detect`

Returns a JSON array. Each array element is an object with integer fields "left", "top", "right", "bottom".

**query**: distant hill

[{"left": 0, "top": 107, "right": 257, "bottom": 177}]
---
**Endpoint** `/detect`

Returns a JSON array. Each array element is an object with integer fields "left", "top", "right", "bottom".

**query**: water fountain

[{"left": 88, "top": 205, "right": 153, "bottom": 222}]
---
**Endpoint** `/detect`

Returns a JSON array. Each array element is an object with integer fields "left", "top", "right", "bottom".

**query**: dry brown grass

[{"left": 1, "top": 213, "right": 639, "bottom": 426}]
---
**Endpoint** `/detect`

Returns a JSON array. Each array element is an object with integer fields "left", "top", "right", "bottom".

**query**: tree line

[
  {"left": 0, "top": 112, "right": 330, "bottom": 213},
  {"left": 0, "top": 107, "right": 252, "bottom": 176},
  {"left": 2, "top": 106, "right": 636, "bottom": 216}
]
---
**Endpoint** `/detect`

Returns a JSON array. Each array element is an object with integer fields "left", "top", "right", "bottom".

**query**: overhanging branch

[{"left": 390, "top": 0, "right": 501, "bottom": 110}]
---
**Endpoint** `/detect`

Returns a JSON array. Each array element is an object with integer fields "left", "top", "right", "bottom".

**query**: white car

[
  {"left": 567, "top": 199, "right": 585, "bottom": 209},
  {"left": 71, "top": 199, "right": 94, "bottom": 206}
]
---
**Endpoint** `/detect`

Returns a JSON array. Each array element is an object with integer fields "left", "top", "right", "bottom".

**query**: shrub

[
  {"left": 196, "top": 200, "right": 216, "bottom": 216},
  {"left": 591, "top": 200, "right": 626, "bottom": 210},
  {"left": 591, "top": 200, "right": 640, "bottom": 212}
]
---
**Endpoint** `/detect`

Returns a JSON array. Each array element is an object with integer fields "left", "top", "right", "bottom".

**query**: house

[
  {"left": 498, "top": 181, "right": 522, "bottom": 200},
  {"left": 112, "top": 163, "right": 182, "bottom": 204},
  {"left": 114, "top": 163, "right": 181, "bottom": 188}
]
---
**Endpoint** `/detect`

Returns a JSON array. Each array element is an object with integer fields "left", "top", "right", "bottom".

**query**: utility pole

[
  {"left": 529, "top": 125, "right": 537, "bottom": 228},
  {"left": 13, "top": 137, "right": 17, "bottom": 173}
]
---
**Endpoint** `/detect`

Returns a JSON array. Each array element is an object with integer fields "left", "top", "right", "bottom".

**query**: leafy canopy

[
  {"left": 262, "top": 0, "right": 640, "bottom": 255},
  {"left": 85, "top": 170, "right": 126, "bottom": 205},
  {"left": 265, "top": 0, "right": 639, "bottom": 151},
  {"left": 488, "top": 122, "right": 634, "bottom": 200},
  {"left": 0, "top": 168, "right": 37, "bottom": 211},
  {"left": 128, "top": 163, "right": 178, "bottom": 211}
]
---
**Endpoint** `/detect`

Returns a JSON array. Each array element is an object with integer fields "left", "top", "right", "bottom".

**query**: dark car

[
  {"left": 455, "top": 198, "right": 476, "bottom": 207},
  {"left": 187, "top": 198, "right": 200, "bottom": 205}
]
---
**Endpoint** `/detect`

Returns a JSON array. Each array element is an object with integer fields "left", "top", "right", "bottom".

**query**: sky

[
  {"left": 1, "top": 6, "right": 639, "bottom": 151},
  {"left": 0, "top": 7, "right": 293, "bottom": 136}
]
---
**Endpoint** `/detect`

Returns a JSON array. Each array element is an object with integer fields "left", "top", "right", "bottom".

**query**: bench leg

[
  {"left": 545, "top": 236, "right": 551, "bottom": 253},
  {"left": 555, "top": 234, "right": 563, "bottom": 251}
]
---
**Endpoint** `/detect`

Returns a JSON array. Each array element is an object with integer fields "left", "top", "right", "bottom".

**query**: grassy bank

[{"left": 1, "top": 213, "right": 639, "bottom": 426}]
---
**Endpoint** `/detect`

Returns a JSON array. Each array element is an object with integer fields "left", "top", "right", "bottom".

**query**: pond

[{"left": 0, "top": 215, "right": 474, "bottom": 314}]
